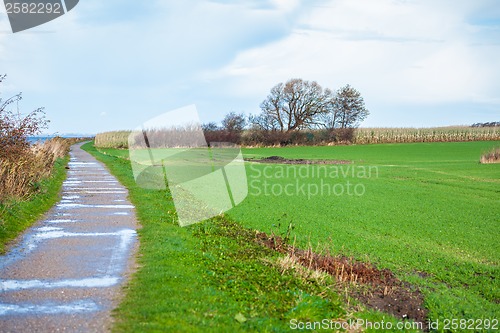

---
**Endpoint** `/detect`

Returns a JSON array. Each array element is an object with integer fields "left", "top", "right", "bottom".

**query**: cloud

[
  {"left": 0, "top": 0, "right": 300, "bottom": 132},
  {"left": 1, "top": 0, "right": 498, "bottom": 132},
  {"left": 209, "top": 0, "right": 500, "bottom": 108}
]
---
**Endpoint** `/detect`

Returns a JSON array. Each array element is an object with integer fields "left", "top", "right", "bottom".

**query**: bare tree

[
  {"left": 327, "top": 84, "right": 369, "bottom": 129},
  {"left": 248, "top": 113, "right": 280, "bottom": 131},
  {"left": 221, "top": 112, "right": 246, "bottom": 133},
  {"left": 260, "top": 78, "right": 331, "bottom": 132},
  {"left": 201, "top": 122, "right": 219, "bottom": 132}
]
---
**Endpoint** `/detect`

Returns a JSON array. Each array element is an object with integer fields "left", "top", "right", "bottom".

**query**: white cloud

[
  {"left": 271, "top": 0, "right": 301, "bottom": 12},
  {"left": 210, "top": 0, "right": 500, "bottom": 109},
  {"left": 1, "top": 0, "right": 499, "bottom": 132}
]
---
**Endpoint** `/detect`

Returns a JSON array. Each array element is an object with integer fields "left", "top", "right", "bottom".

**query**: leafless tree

[
  {"left": 325, "top": 84, "right": 369, "bottom": 129},
  {"left": 248, "top": 113, "right": 280, "bottom": 131},
  {"left": 221, "top": 112, "right": 246, "bottom": 132},
  {"left": 259, "top": 78, "right": 332, "bottom": 132},
  {"left": 201, "top": 122, "right": 219, "bottom": 132}
]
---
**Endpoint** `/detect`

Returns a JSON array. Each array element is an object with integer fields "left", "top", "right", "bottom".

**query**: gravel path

[{"left": 0, "top": 143, "right": 138, "bottom": 332}]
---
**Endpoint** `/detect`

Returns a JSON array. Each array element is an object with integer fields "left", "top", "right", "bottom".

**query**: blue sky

[{"left": 1, "top": 0, "right": 499, "bottom": 134}]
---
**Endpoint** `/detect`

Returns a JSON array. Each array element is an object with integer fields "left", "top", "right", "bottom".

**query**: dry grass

[
  {"left": 355, "top": 126, "right": 500, "bottom": 144},
  {"left": 256, "top": 231, "right": 428, "bottom": 324},
  {"left": 94, "top": 131, "right": 131, "bottom": 149},
  {"left": 0, "top": 137, "right": 75, "bottom": 202},
  {"left": 480, "top": 147, "right": 500, "bottom": 164},
  {"left": 275, "top": 253, "right": 332, "bottom": 284},
  {"left": 256, "top": 232, "right": 394, "bottom": 286}
]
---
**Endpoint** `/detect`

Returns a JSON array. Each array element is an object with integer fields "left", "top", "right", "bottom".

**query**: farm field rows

[{"left": 93, "top": 141, "right": 500, "bottom": 332}]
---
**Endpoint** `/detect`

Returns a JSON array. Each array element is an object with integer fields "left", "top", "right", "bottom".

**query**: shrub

[
  {"left": 0, "top": 137, "right": 74, "bottom": 202},
  {"left": 480, "top": 147, "right": 500, "bottom": 164},
  {"left": 0, "top": 75, "right": 48, "bottom": 161},
  {"left": 204, "top": 129, "right": 241, "bottom": 146}
]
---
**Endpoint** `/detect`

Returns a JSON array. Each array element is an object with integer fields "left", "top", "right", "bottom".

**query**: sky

[{"left": 0, "top": 0, "right": 499, "bottom": 135}]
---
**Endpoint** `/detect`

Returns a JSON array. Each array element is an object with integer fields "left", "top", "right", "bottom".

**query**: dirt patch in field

[
  {"left": 248, "top": 155, "right": 352, "bottom": 165},
  {"left": 255, "top": 232, "right": 428, "bottom": 329}
]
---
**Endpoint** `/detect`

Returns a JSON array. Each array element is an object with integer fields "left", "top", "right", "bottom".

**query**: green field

[
  {"left": 87, "top": 143, "right": 409, "bottom": 333},
  {"left": 234, "top": 142, "right": 500, "bottom": 324},
  {"left": 93, "top": 141, "right": 499, "bottom": 332}
]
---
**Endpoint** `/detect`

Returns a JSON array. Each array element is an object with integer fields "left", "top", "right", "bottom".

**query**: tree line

[
  {"left": 203, "top": 78, "right": 369, "bottom": 146},
  {"left": 471, "top": 122, "right": 500, "bottom": 128}
]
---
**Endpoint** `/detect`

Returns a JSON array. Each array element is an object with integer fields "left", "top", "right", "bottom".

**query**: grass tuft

[{"left": 480, "top": 146, "right": 500, "bottom": 164}]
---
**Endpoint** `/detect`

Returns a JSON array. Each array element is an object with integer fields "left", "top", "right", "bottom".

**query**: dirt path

[{"left": 0, "top": 143, "right": 138, "bottom": 332}]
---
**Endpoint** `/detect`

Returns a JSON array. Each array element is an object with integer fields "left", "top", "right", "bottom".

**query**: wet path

[{"left": 0, "top": 143, "right": 138, "bottom": 332}]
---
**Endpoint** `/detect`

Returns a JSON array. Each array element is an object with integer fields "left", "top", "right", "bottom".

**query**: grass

[
  {"left": 233, "top": 141, "right": 500, "bottom": 330},
  {"left": 84, "top": 142, "right": 421, "bottom": 332},
  {"left": 0, "top": 155, "right": 69, "bottom": 253},
  {"left": 0, "top": 137, "right": 82, "bottom": 252},
  {"left": 91, "top": 141, "right": 499, "bottom": 332},
  {"left": 0, "top": 137, "right": 82, "bottom": 253}
]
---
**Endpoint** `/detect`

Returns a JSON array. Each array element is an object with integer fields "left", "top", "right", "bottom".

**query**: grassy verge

[
  {"left": 83, "top": 142, "right": 419, "bottom": 332},
  {"left": 0, "top": 156, "right": 69, "bottom": 253}
]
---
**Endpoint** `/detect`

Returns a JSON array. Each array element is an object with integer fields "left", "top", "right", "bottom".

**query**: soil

[
  {"left": 248, "top": 155, "right": 352, "bottom": 165},
  {"left": 255, "top": 232, "right": 428, "bottom": 330}
]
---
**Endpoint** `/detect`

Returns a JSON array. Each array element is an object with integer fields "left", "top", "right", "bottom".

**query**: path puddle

[
  {"left": 83, "top": 191, "right": 127, "bottom": 194},
  {"left": 68, "top": 188, "right": 125, "bottom": 190},
  {"left": 36, "top": 227, "right": 63, "bottom": 233},
  {"left": 62, "top": 195, "right": 80, "bottom": 200},
  {"left": 0, "top": 300, "right": 100, "bottom": 315},
  {"left": 34, "top": 229, "right": 136, "bottom": 240},
  {"left": 82, "top": 181, "right": 119, "bottom": 183},
  {"left": 46, "top": 219, "right": 78, "bottom": 224},
  {"left": 63, "top": 181, "right": 82, "bottom": 185},
  {"left": 1, "top": 276, "right": 119, "bottom": 291},
  {"left": 68, "top": 162, "right": 98, "bottom": 166},
  {"left": 56, "top": 204, "right": 134, "bottom": 209}
]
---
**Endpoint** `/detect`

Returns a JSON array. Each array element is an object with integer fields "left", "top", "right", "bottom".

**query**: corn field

[
  {"left": 355, "top": 127, "right": 500, "bottom": 144},
  {"left": 0, "top": 137, "right": 75, "bottom": 202},
  {"left": 94, "top": 131, "right": 131, "bottom": 149},
  {"left": 96, "top": 127, "right": 500, "bottom": 149}
]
